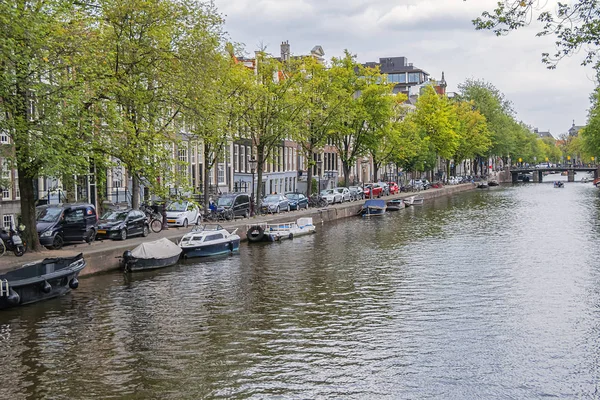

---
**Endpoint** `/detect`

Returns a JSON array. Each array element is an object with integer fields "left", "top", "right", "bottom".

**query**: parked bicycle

[
  {"left": 141, "top": 204, "right": 164, "bottom": 233},
  {"left": 201, "top": 208, "right": 234, "bottom": 223},
  {"left": 308, "top": 194, "right": 328, "bottom": 208}
]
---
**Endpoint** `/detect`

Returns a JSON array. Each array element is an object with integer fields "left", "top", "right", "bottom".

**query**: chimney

[{"left": 281, "top": 40, "right": 290, "bottom": 62}]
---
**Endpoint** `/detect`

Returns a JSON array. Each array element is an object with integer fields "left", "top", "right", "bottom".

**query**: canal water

[{"left": 2, "top": 175, "right": 600, "bottom": 399}]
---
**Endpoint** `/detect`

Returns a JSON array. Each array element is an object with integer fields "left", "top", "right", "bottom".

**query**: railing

[{"left": 0, "top": 279, "right": 9, "bottom": 297}]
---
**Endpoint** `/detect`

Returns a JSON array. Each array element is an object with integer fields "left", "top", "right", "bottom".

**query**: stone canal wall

[{"left": 0, "top": 184, "right": 477, "bottom": 277}]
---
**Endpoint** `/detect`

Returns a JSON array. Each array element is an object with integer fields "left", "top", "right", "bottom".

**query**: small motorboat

[
  {"left": 477, "top": 181, "right": 489, "bottom": 189},
  {"left": 386, "top": 199, "right": 405, "bottom": 211},
  {"left": 488, "top": 179, "right": 499, "bottom": 187},
  {"left": 122, "top": 237, "right": 182, "bottom": 272},
  {"left": 179, "top": 224, "right": 240, "bottom": 258},
  {"left": 554, "top": 181, "right": 564, "bottom": 188},
  {"left": 0, "top": 253, "right": 86, "bottom": 309},
  {"left": 247, "top": 218, "right": 316, "bottom": 242},
  {"left": 404, "top": 195, "right": 424, "bottom": 206},
  {"left": 361, "top": 199, "right": 386, "bottom": 216}
]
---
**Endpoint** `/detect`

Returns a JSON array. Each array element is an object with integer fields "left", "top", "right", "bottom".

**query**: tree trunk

[
  {"left": 373, "top": 162, "right": 379, "bottom": 183},
  {"left": 203, "top": 146, "right": 211, "bottom": 212},
  {"left": 255, "top": 146, "right": 264, "bottom": 211},
  {"left": 306, "top": 149, "right": 314, "bottom": 198},
  {"left": 343, "top": 162, "right": 351, "bottom": 187},
  {"left": 18, "top": 169, "right": 41, "bottom": 251},
  {"left": 131, "top": 174, "right": 140, "bottom": 209}
]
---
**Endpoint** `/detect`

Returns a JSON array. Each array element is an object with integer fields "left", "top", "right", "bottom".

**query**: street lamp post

[
  {"left": 316, "top": 159, "right": 323, "bottom": 194},
  {"left": 249, "top": 156, "right": 257, "bottom": 216}
]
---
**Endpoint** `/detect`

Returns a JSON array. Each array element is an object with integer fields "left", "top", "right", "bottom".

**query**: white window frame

[{"left": 2, "top": 215, "right": 14, "bottom": 229}]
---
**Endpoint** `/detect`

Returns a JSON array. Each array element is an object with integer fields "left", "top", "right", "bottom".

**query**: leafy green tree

[
  {"left": 458, "top": 79, "right": 516, "bottom": 160},
  {"left": 412, "top": 85, "right": 459, "bottom": 172},
  {"left": 237, "top": 52, "right": 305, "bottom": 209},
  {"left": 0, "top": 0, "right": 94, "bottom": 250},
  {"left": 453, "top": 101, "right": 492, "bottom": 175},
  {"left": 474, "top": 0, "right": 600, "bottom": 70},
  {"left": 297, "top": 56, "right": 349, "bottom": 196},
  {"left": 89, "top": 0, "right": 223, "bottom": 209},
  {"left": 330, "top": 52, "right": 395, "bottom": 186},
  {"left": 582, "top": 88, "right": 600, "bottom": 159}
]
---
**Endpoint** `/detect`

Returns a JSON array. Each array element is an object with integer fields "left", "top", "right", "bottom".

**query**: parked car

[
  {"left": 388, "top": 182, "right": 399, "bottom": 195},
  {"left": 333, "top": 187, "right": 352, "bottom": 202},
  {"left": 378, "top": 181, "right": 390, "bottom": 196},
  {"left": 320, "top": 189, "right": 343, "bottom": 204},
  {"left": 36, "top": 203, "right": 98, "bottom": 250},
  {"left": 363, "top": 183, "right": 383, "bottom": 198},
  {"left": 349, "top": 186, "right": 364, "bottom": 200},
  {"left": 261, "top": 194, "right": 290, "bottom": 213},
  {"left": 96, "top": 209, "right": 149, "bottom": 240},
  {"left": 285, "top": 192, "right": 309, "bottom": 210},
  {"left": 217, "top": 193, "right": 251, "bottom": 219},
  {"left": 165, "top": 200, "right": 200, "bottom": 227}
]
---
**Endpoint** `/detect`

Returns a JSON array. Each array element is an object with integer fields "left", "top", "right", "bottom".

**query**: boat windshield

[
  {"left": 167, "top": 201, "right": 187, "bottom": 212},
  {"left": 192, "top": 224, "right": 223, "bottom": 231},
  {"left": 217, "top": 197, "right": 234, "bottom": 207},
  {"left": 37, "top": 207, "right": 63, "bottom": 223},
  {"left": 101, "top": 211, "right": 128, "bottom": 221}
]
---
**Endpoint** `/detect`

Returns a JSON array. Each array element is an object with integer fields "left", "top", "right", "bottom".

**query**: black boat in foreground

[{"left": 0, "top": 253, "right": 86, "bottom": 309}]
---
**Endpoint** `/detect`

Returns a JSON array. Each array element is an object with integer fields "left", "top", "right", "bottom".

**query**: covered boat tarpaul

[
  {"left": 122, "top": 237, "right": 182, "bottom": 272},
  {"left": 0, "top": 253, "right": 86, "bottom": 309},
  {"left": 361, "top": 199, "right": 386, "bottom": 216},
  {"left": 179, "top": 224, "right": 241, "bottom": 258}
]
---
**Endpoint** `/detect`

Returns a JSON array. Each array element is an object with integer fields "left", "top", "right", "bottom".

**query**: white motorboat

[
  {"left": 179, "top": 224, "right": 240, "bottom": 259},
  {"left": 247, "top": 217, "right": 316, "bottom": 242},
  {"left": 405, "top": 195, "right": 424, "bottom": 206}
]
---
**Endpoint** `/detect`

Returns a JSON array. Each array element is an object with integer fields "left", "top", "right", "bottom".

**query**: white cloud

[{"left": 215, "top": 0, "right": 597, "bottom": 135}]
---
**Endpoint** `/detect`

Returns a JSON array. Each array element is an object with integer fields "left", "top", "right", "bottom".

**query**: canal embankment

[{"left": 0, "top": 183, "right": 477, "bottom": 277}]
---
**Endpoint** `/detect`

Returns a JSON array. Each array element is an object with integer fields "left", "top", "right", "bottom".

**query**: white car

[
  {"left": 165, "top": 200, "right": 199, "bottom": 228},
  {"left": 333, "top": 187, "right": 352, "bottom": 202},
  {"left": 320, "top": 189, "right": 342, "bottom": 204}
]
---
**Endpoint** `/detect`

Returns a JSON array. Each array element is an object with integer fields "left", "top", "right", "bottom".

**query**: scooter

[{"left": 0, "top": 224, "right": 27, "bottom": 257}]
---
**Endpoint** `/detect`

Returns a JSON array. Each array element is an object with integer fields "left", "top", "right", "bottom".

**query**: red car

[
  {"left": 388, "top": 182, "right": 399, "bottom": 195},
  {"left": 363, "top": 183, "right": 383, "bottom": 198}
]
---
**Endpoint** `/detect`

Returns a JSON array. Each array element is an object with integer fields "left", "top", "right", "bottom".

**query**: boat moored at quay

[
  {"left": 246, "top": 218, "right": 316, "bottom": 242},
  {"left": 0, "top": 253, "right": 86, "bottom": 309},
  {"left": 179, "top": 224, "right": 241, "bottom": 258}
]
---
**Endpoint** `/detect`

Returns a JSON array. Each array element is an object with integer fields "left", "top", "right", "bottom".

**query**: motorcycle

[{"left": 0, "top": 224, "right": 27, "bottom": 257}]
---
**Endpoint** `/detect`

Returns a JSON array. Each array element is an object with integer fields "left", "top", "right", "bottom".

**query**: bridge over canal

[{"left": 509, "top": 166, "right": 600, "bottom": 183}]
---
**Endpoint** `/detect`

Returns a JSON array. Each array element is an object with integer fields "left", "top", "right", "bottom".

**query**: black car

[
  {"left": 285, "top": 192, "right": 309, "bottom": 210},
  {"left": 96, "top": 209, "right": 149, "bottom": 240},
  {"left": 216, "top": 193, "right": 251, "bottom": 219},
  {"left": 37, "top": 203, "right": 98, "bottom": 250}
]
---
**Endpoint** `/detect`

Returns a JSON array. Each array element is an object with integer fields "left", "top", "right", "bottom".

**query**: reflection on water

[{"left": 2, "top": 181, "right": 600, "bottom": 399}]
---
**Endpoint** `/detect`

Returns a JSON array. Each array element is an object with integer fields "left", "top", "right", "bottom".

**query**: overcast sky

[{"left": 213, "top": 0, "right": 597, "bottom": 138}]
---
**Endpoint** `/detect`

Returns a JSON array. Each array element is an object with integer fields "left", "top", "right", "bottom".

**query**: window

[
  {"left": 65, "top": 209, "right": 84, "bottom": 224},
  {"left": 1, "top": 159, "right": 10, "bottom": 200},
  {"left": 240, "top": 146, "right": 245, "bottom": 173},
  {"left": 234, "top": 145, "right": 239, "bottom": 172},
  {"left": 217, "top": 164, "right": 225, "bottom": 184},
  {"left": 246, "top": 146, "right": 251, "bottom": 171},
  {"left": 408, "top": 72, "right": 420, "bottom": 83},
  {"left": 205, "top": 233, "right": 224, "bottom": 241},
  {"left": 3, "top": 215, "right": 14, "bottom": 229},
  {"left": 0, "top": 130, "right": 9, "bottom": 144},
  {"left": 178, "top": 147, "right": 188, "bottom": 178}
]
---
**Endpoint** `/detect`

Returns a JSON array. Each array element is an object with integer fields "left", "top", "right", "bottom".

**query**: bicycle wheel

[
  {"left": 150, "top": 218, "right": 163, "bottom": 233},
  {"left": 0, "top": 240, "right": 5, "bottom": 257}
]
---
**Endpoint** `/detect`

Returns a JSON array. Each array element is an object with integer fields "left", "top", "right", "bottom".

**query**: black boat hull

[
  {"left": 0, "top": 253, "right": 86, "bottom": 309},
  {"left": 181, "top": 238, "right": 240, "bottom": 259},
  {"left": 124, "top": 254, "right": 181, "bottom": 272}
]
